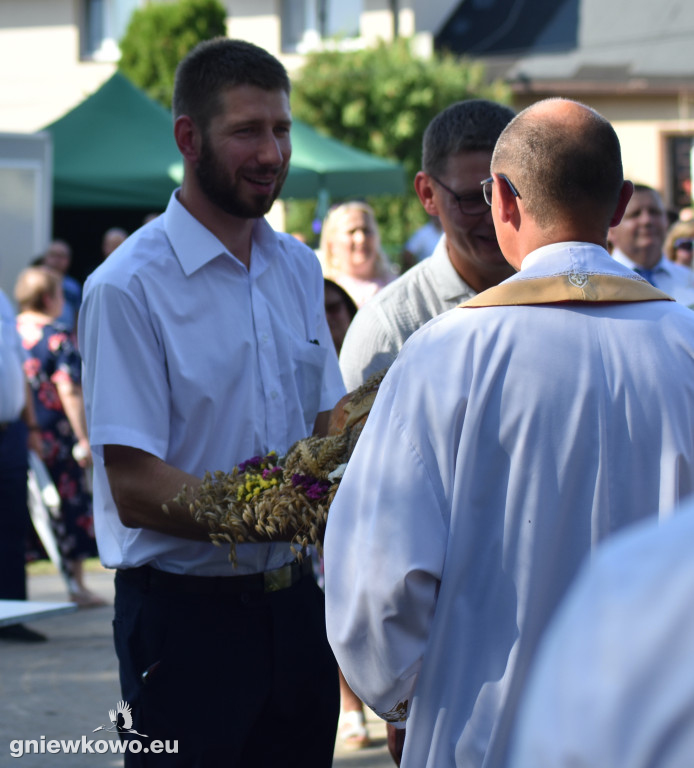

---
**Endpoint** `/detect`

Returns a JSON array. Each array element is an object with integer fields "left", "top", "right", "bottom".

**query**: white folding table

[{"left": 0, "top": 599, "right": 77, "bottom": 627}]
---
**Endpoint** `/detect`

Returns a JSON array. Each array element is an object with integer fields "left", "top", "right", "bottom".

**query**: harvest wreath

[{"left": 165, "top": 370, "right": 385, "bottom": 565}]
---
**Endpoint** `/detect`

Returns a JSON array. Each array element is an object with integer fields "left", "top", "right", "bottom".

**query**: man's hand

[{"left": 387, "top": 724, "right": 405, "bottom": 766}]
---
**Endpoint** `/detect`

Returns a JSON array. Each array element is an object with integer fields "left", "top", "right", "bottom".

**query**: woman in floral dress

[{"left": 14, "top": 266, "right": 103, "bottom": 607}]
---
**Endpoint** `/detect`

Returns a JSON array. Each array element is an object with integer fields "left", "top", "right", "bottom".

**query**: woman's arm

[{"left": 54, "top": 379, "right": 92, "bottom": 467}]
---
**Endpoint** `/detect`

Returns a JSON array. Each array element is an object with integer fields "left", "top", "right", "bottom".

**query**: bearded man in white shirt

[
  {"left": 324, "top": 98, "right": 694, "bottom": 768},
  {"left": 79, "top": 39, "right": 345, "bottom": 766}
]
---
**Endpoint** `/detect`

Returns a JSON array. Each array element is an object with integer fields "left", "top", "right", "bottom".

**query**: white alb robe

[
  {"left": 325, "top": 242, "right": 694, "bottom": 768},
  {"left": 508, "top": 498, "right": 694, "bottom": 768}
]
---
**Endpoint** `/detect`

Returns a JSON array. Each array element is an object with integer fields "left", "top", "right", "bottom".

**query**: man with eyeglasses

[
  {"left": 608, "top": 183, "right": 694, "bottom": 305},
  {"left": 325, "top": 98, "right": 694, "bottom": 768},
  {"left": 338, "top": 99, "right": 515, "bottom": 391}
]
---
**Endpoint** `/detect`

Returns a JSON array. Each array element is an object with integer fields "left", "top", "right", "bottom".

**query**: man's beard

[{"left": 195, "top": 137, "right": 288, "bottom": 219}]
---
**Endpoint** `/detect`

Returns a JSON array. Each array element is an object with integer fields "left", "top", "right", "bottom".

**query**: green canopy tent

[
  {"left": 44, "top": 72, "right": 405, "bottom": 208},
  {"left": 282, "top": 119, "right": 405, "bottom": 201}
]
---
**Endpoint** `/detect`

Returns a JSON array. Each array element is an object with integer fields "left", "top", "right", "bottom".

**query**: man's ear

[
  {"left": 174, "top": 115, "right": 201, "bottom": 163},
  {"left": 492, "top": 172, "right": 518, "bottom": 224},
  {"left": 414, "top": 172, "right": 439, "bottom": 217},
  {"left": 609, "top": 180, "right": 634, "bottom": 228}
]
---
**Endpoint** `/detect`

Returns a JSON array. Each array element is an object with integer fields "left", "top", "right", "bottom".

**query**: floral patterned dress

[{"left": 17, "top": 316, "right": 97, "bottom": 568}]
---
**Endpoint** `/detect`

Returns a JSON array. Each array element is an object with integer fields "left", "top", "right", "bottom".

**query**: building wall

[
  {"left": 1, "top": 0, "right": 689, "bottom": 208},
  {"left": 226, "top": 0, "right": 281, "bottom": 57},
  {"left": 0, "top": 0, "right": 115, "bottom": 131},
  {"left": 0, "top": 0, "right": 293, "bottom": 132}
]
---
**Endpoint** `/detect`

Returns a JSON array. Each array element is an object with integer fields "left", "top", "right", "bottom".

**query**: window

[
  {"left": 667, "top": 135, "right": 693, "bottom": 212},
  {"left": 281, "top": 0, "right": 360, "bottom": 53},
  {"left": 83, "top": 0, "right": 107, "bottom": 58},
  {"left": 281, "top": 0, "right": 315, "bottom": 53},
  {"left": 81, "top": 0, "right": 141, "bottom": 61}
]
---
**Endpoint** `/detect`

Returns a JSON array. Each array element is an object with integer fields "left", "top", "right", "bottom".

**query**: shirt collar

[
  {"left": 163, "top": 190, "right": 280, "bottom": 278},
  {"left": 517, "top": 241, "right": 635, "bottom": 281},
  {"left": 611, "top": 248, "right": 668, "bottom": 275},
  {"left": 430, "top": 235, "right": 476, "bottom": 301}
]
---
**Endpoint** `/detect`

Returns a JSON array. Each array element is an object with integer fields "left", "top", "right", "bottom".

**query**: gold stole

[{"left": 459, "top": 272, "right": 673, "bottom": 309}]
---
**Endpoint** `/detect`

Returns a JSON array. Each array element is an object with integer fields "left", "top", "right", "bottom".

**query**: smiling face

[
  {"left": 327, "top": 208, "right": 380, "bottom": 280},
  {"left": 425, "top": 150, "right": 514, "bottom": 292},
  {"left": 195, "top": 85, "right": 291, "bottom": 219},
  {"left": 608, "top": 188, "right": 668, "bottom": 269}
]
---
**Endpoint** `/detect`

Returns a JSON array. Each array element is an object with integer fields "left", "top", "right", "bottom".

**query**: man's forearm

[{"left": 104, "top": 444, "right": 210, "bottom": 541}]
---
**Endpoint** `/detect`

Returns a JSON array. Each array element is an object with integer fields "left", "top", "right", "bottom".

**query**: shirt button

[{"left": 271, "top": 391, "right": 278, "bottom": 400}]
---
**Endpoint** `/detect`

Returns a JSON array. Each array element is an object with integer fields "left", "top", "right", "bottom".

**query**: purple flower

[
  {"left": 306, "top": 482, "right": 329, "bottom": 500},
  {"left": 292, "top": 473, "right": 330, "bottom": 499},
  {"left": 239, "top": 455, "right": 262, "bottom": 473}
]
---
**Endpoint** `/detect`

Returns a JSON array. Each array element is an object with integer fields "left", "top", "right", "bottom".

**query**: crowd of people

[
  {"left": 0, "top": 223, "right": 132, "bottom": 635},
  {"left": 3, "top": 34, "right": 694, "bottom": 768}
]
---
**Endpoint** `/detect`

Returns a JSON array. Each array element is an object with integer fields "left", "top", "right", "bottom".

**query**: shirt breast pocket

[{"left": 290, "top": 339, "right": 327, "bottom": 433}]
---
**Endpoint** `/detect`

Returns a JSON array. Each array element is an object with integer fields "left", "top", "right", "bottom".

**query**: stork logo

[
  {"left": 7, "top": 700, "right": 178, "bottom": 758},
  {"left": 93, "top": 700, "right": 148, "bottom": 737}
]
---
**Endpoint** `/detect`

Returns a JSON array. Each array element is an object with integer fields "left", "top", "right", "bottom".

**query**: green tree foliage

[
  {"left": 118, "top": 0, "right": 227, "bottom": 109},
  {"left": 290, "top": 38, "right": 511, "bottom": 258}
]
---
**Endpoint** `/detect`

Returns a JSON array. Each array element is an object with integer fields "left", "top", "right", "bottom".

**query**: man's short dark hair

[
  {"left": 492, "top": 98, "right": 624, "bottom": 232},
  {"left": 422, "top": 100, "right": 516, "bottom": 177},
  {"left": 173, "top": 38, "right": 291, "bottom": 133}
]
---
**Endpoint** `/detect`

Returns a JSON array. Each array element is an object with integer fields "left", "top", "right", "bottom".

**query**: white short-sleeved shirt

[
  {"left": 339, "top": 236, "right": 474, "bottom": 390},
  {"left": 325, "top": 242, "right": 694, "bottom": 768},
  {"left": 0, "top": 289, "right": 25, "bottom": 422},
  {"left": 509, "top": 501, "right": 694, "bottom": 768},
  {"left": 79, "top": 191, "right": 345, "bottom": 575}
]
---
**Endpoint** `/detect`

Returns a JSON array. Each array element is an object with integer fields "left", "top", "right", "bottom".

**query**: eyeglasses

[
  {"left": 481, "top": 174, "right": 521, "bottom": 207},
  {"left": 430, "top": 175, "right": 491, "bottom": 216},
  {"left": 674, "top": 238, "right": 694, "bottom": 251}
]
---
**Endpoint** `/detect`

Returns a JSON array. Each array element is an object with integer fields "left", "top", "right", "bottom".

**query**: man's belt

[{"left": 117, "top": 556, "right": 313, "bottom": 595}]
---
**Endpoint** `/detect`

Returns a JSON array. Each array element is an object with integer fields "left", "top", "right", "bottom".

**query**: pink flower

[
  {"left": 38, "top": 381, "right": 62, "bottom": 411},
  {"left": 51, "top": 369, "right": 73, "bottom": 386},
  {"left": 23, "top": 358, "right": 41, "bottom": 379},
  {"left": 47, "top": 333, "right": 69, "bottom": 353}
]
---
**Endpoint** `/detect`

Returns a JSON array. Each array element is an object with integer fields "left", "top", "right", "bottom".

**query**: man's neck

[
  {"left": 446, "top": 246, "right": 515, "bottom": 295},
  {"left": 177, "top": 185, "right": 256, "bottom": 269}
]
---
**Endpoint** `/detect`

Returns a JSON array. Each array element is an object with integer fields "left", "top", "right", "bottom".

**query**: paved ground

[{"left": 0, "top": 565, "right": 394, "bottom": 767}]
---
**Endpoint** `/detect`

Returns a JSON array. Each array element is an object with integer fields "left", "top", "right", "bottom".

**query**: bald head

[{"left": 491, "top": 98, "right": 625, "bottom": 235}]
